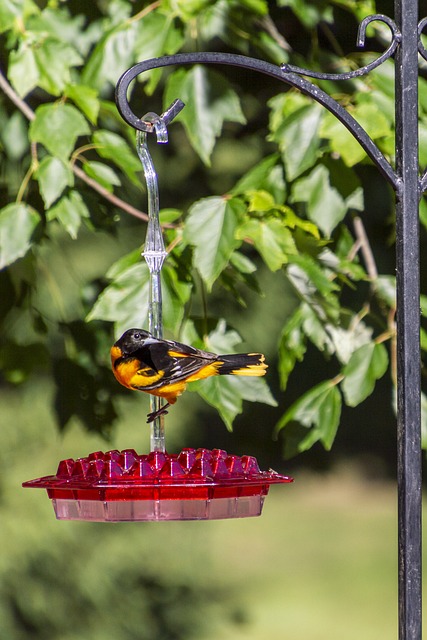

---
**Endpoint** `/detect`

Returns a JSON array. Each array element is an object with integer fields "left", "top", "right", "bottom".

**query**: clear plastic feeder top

[{"left": 23, "top": 447, "right": 293, "bottom": 522}]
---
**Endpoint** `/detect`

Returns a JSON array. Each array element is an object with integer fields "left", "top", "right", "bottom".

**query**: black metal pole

[{"left": 394, "top": 1, "right": 422, "bottom": 638}]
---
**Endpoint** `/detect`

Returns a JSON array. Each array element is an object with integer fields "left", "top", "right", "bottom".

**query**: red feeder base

[{"left": 23, "top": 448, "right": 293, "bottom": 522}]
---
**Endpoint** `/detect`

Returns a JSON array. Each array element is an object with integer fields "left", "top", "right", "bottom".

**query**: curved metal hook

[
  {"left": 417, "top": 16, "right": 427, "bottom": 61},
  {"left": 115, "top": 52, "right": 398, "bottom": 190},
  {"left": 281, "top": 14, "right": 400, "bottom": 81},
  {"left": 115, "top": 79, "right": 185, "bottom": 138}
]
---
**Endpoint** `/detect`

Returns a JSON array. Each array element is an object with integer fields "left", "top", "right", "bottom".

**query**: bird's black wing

[{"left": 131, "top": 339, "right": 218, "bottom": 389}]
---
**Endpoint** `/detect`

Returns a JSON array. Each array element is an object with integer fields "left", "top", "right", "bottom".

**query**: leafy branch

[{"left": 0, "top": 68, "right": 150, "bottom": 223}]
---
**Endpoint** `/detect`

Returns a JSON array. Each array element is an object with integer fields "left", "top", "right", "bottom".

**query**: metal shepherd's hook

[{"left": 136, "top": 99, "right": 185, "bottom": 452}]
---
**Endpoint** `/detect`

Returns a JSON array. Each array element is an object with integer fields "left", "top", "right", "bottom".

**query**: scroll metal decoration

[{"left": 116, "top": 6, "right": 423, "bottom": 639}]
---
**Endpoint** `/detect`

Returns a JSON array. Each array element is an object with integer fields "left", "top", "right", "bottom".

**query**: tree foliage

[{"left": 1, "top": 0, "right": 425, "bottom": 456}]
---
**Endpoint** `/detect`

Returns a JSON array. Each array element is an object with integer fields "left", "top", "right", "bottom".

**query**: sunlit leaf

[
  {"left": 236, "top": 217, "right": 296, "bottom": 271},
  {"left": 320, "top": 103, "right": 391, "bottom": 167},
  {"left": 0, "top": 0, "right": 27, "bottom": 33},
  {"left": 247, "top": 190, "right": 276, "bottom": 212}
]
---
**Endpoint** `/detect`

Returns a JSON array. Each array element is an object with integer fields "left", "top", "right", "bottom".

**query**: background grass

[{"left": 1, "top": 382, "right": 425, "bottom": 639}]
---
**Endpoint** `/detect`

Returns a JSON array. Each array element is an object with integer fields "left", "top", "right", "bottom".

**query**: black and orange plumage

[{"left": 111, "top": 328, "right": 268, "bottom": 422}]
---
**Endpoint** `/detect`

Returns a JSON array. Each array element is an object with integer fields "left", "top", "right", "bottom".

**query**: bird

[{"left": 111, "top": 328, "right": 268, "bottom": 422}]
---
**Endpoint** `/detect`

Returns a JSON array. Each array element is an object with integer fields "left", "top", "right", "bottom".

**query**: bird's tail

[{"left": 217, "top": 353, "right": 267, "bottom": 377}]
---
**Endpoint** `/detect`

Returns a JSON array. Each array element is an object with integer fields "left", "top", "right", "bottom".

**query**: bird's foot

[{"left": 146, "top": 404, "right": 170, "bottom": 423}]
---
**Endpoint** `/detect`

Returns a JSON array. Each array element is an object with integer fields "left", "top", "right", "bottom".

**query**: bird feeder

[{"left": 23, "top": 80, "right": 292, "bottom": 521}]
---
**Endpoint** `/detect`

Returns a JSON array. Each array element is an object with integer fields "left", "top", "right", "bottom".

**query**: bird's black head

[{"left": 114, "top": 328, "right": 153, "bottom": 355}]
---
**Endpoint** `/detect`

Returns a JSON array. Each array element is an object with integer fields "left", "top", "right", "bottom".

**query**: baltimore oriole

[{"left": 111, "top": 328, "right": 268, "bottom": 422}]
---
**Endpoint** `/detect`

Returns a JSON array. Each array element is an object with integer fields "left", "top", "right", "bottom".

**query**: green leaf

[
  {"left": 202, "top": 318, "right": 242, "bottom": 352},
  {"left": 421, "top": 393, "right": 427, "bottom": 450},
  {"left": 228, "top": 375, "right": 277, "bottom": 407},
  {"left": 280, "top": 206, "right": 320, "bottom": 238},
  {"left": 298, "top": 302, "right": 335, "bottom": 352},
  {"left": 93, "top": 130, "right": 141, "bottom": 184},
  {"left": 231, "top": 154, "right": 285, "bottom": 202},
  {"left": 35, "top": 156, "right": 74, "bottom": 208},
  {"left": 9, "top": 36, "right": 82, "bottom": 97},
  {"left": 133, "top": 12, "right": 184, "bottom": 94},
  {"left": 195, "top": 369, "right": 277, "bottom": 430},
  {"left": 341, "top": 342, "right": 389, "bottom": 407},
  {"left": 275, "top": 380, "right": 342, "bottom": 456},
  {"left": 278, "top": 307, "right": 307, "bottom": 390},
  {"left": 247, "top": 190, "right": 276, "bottom": 212},
  {"left": 184, "top": 196, "right": 243, "bottom": 289},
  {"left": 0, "top": 0, "right": 38, "bottom": 31},
  {"left": 420, "top": 294, "right": 427, "bottom": 318},
  {"left": 164, "top": 66, "right": 246, "bottom": 165},
  {"left": 320, "top": 103, "right": 391, "bottom": 167},
  {"left": 26, "top": 6, "right": 95, "bottom": 54},
  {"left": 292, "top": 165, "right": 346, "bottom": 236},
  {"left": 65, "top": 84, "right": 100, "bottom": 124},
  {"left": 87, "top": 261, "right": 191, "bottom": 336},
  {"left": 193, "top": 376, "right": 243, "bottom": 431},
  {"left": 160, "top": 208, "right": 182, "bottom": 224},
  {"left": 271, "top": 102, "right": 323, "bottom": 180},
  {"left": 47, "top": 191, "right": 89, "bottom": 239},
  {"left": 191, "top": 319, "right": 276, "bottom": 429},
  {"left": 87, "top": 262, "right": 150, "bottom": 332},
  {"left": 229, "top": 251, "right": 257, "bottom": 274},
  {"left": 7, "top": 43, "right": 39, "bottom": 97},
  {"left": 327, "top": 322, "right": 373, "bottom": 365},
  {"left": 287, "top": 253, "right": 339, "bottom": 299},
  {"left": 30, "top": 103, "right": 90, "bottom": 161},
  {"left": 0, "top": 203, "right": 40, "bottom": 269},
  {"left": 236, "top": 217, "right": 296, "bottom": 271},
  {"left": 81, "top": 24, "right": 137, "bottom": 90},
  {"left": 0, "top": 0, "right": 25, "bottom": 33},
  {"left": 82, "top": 161, "right": 121, "bottom": 192}
]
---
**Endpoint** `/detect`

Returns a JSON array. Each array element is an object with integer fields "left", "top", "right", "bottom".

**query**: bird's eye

[{"left": 133, "top": 332, "right": 141, "bottom": 340}]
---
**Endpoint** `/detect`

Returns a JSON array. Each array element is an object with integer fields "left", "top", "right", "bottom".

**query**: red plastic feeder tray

[{"left": 23, "top": 448, "right": 293, "bottom": 521}]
